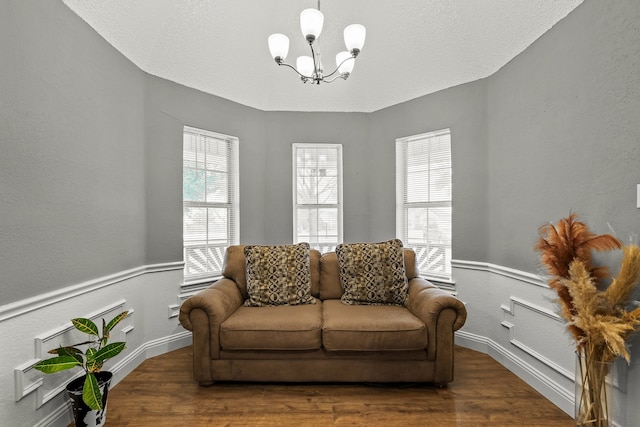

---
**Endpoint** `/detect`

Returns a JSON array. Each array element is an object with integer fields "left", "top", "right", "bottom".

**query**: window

[
  {"left": 183, "top": 126, "right": 239, "bottom": 282},
  {"left": 293, "top": 143, "right": 343, "bottom": 252},
  {"left": 396, "top": 129, "right": 452, "bottom": 281}
]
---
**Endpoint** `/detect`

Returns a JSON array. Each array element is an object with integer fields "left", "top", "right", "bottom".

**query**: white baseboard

[{"left": 456, "top": 330, "right": 574, "bottom": 415}]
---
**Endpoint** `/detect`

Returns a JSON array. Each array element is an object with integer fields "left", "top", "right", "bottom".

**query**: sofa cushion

[
  {"left": 403, "top": 248, "right": 418, "bottom": 280},
  {"left": 322, "top": 300, "right": 427, "bottom": 351},
  {"left": 222, "top": 245, "right": 248, "bottom": 298},
  {"left": 220, "top": 303, "right": 323, "bottom": 350},
  {"left": 223, "top": 245, "right": 321, "bottom": 299},
  {"left": 336, "top": 239, "right": 409, "bottom": 306},
  {"left": 319, "top": 248, "right": 419, "bottom": 300},
  {"left": 319, "top": 252, "right": 342, "bottom": 300},
  {"left": 309, "top": 248, "right": 321, "bottom": 297},
  {"left": 244, "top": 243, "right": 316, "bottom": 307}
]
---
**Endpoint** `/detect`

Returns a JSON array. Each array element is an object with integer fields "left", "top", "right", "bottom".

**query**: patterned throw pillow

[
  {"left": 336, "top": 239, "right": 408, "bottom": 306},
  {"left": 244, "top": 243, "right": 316, "bottom": 307}
]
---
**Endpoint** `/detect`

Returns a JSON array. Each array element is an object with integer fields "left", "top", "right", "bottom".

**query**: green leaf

[
  {"left": 94, "top": 342, "right": 126, "bottom": 364},
  {"left": 82, "top": 373, "right": 103, "bottom": 411},
  {"left": 72, "top": 318, "right": 100, "bottom": 337},
  {"left": 71, "top": 352, "right": 84, "bottom": 366},
  {"left": 48, "top": 346, "right": 81, "bottom": 357},
  {"left": 102, "top": 318, "right": 108, "bottom": 343},
  {"left": 104, "top": 311, "right": 129, "bottom": 334},
  {"left": 85, "top": 348, "right": 100, "bottom": 373},
  {"left": 33, "top": 356, "right": 81, "bottom": 374}
]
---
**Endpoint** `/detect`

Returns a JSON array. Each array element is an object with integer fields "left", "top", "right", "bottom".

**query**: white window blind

[
  {"left": 396, "top": 129, "right": 452, "bottom": 280},
  {"left": 183, "top": 126, "right": 239, "bottom": 282},
  {"left": 293, "top": 143, "right": 343, "bottom": 252}
]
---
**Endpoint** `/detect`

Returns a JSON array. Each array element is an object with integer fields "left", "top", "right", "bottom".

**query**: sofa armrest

[
  {"left": 179, "top": 278, "right": 244, "bottom": 384},
  {"left": 179, "top": 278, "right": 243, "bottom": 331},
  {"left": 406, "top": 277, "right": 467, "bottom": 361}
]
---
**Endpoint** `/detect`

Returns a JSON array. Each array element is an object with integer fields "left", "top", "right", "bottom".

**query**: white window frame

[
  {"left": 183, "top": 126, "right": 239, "bottom": 284},
  {"left": 396, "top": 129, "right": 452, "bottom": 282},
  {"left": 292, "top": 143, "right": 343, "bottom": 252}
]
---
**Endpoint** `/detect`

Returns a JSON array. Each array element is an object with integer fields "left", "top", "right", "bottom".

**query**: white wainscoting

[
  {"left": 1, "top": 261, "right": 192, "bottom": 427},
  {"left": 14, "top": 300, "right": 133, "bottom": 408},
  {"left": 452, "top": 259, "right": 630, "bottom": 427},
  {"left": 452, "top": 259, "right": 576, "bottom": 416},
  {"left": 5, "top": 258, "right": 634, "bottom": 426}
]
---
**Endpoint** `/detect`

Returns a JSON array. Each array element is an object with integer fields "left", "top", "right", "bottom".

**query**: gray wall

[
  {"left": 487, "top": 0, "right": 640, "bottom": 273},
  {"left": 2, "top": 0, "right": 639, "bottom": 306},
  {"left": 0, "top": 0, "right": 147, "bottom": 303}
]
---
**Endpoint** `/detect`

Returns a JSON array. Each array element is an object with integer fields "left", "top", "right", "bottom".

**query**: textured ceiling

[{"left": 62, "top": 0, "right": 583, "bottom": 112}]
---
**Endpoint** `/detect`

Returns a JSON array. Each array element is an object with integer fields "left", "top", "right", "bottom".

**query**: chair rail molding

[
  {"left": 0, "top": 261, "right": 184, "bottom": 322},
  {"left": 451, "top": 259, "right": 549, "bottom": 288}
]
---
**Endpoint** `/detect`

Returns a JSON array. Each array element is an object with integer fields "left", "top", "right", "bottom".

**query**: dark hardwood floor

[{"left": 99, "top": 346, "right": 574, "bottom": 426}]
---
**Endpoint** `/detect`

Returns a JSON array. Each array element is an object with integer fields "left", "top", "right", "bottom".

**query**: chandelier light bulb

[
  {"left": 296, "top": 56, "right": 315, "bottom": 78},
  {"left": 268, "top": 34, "right": 289, "bottom": 62},
  {"left": 344, "top": 24, "right": 366, "bottom": 55},
  {"left": 336, "top": 51, "right": 354, "bottom": 75},
  {"left": 300, "top": 8, "right": 324, "bottom": 43}
]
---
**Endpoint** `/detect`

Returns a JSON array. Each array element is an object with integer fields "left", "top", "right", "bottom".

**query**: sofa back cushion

[
  {"left": 336, "top": 239, "right": 409, "bottom": 306},
  {"left": 222, "top": 244, "right": 321, "bottom": 299},
  {"left": 244, "top": 243, "right": 316, "bottom": 306},
  {"left": 320, "top": 246, "right": 418, "bottom": 301}
]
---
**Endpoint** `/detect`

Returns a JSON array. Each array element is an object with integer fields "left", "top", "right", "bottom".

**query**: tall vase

[
  {"left": 65, "top": 371, "right": 112, "bottom": 427},
  {"left": 575, "top": 352, "right": 612, "bottom": 427}
]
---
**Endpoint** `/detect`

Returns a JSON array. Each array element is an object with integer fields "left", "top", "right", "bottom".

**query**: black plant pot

[{"left": 65, "top": 371, "right": 112, "bottom": 427}]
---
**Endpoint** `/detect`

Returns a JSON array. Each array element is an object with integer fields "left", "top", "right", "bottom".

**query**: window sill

[{"left": 181, "top": 276, "right": 222, "bottom": 292}]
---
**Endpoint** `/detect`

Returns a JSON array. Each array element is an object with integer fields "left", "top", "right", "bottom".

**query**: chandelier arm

[
  {"left": 321, "top": 55, "right": 355, "bottom": 79},
  {"left": 277, "top": 61, "right": 313, "bottom": 80},
  {"left": 309, "top": 43, "right": 321, "bottom": 78},
  {"left": 322, "top": 74, "right": 348, "bottom": 83}
]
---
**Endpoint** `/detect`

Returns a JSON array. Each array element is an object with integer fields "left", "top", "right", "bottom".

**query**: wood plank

[{"left": 84, "top": 346, "right": 574, "bottom": 426}]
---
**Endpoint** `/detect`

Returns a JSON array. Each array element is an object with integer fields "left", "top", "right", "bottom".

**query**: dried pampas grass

[{"left": 536, "top": 214, "right": 640, "bottom": 362}]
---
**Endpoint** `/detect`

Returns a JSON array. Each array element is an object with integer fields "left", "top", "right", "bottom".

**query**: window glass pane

[
  {"left": 207, "top": 207, "right": 228, "bottom": 241},
  {"left": 296, "top": 207, "right": 339, "bottom": 251},
  {"left": 429, "top": 167, "right": 452, "bottom": 201},
  {"left": 183, "top": 133, "right": 198, "bottom": 168},
  {"left": 206, "top": 171, "right": 228, "bottom": 203},
  {"left": 406, "top": 170, "right": 429, "bottom": 203},
  {"left": 317, "top": 208, "right": 338, "bottom": 239},
  {"left": 427, "top": 207, "right": 452, "bottom": 244},
  {"left": 406, "top": 207, "right": 428, "bottom": 244},
  {"left": 184, "top": 206, "right": 206, "bottom": 242},
  {"left": 297, "top": 176, "right": 318, "bottom": 204},
  {"left": 183, "top": 169, "right": 205, "bottom": 202},
  {"left": 296, "top": 209, "right": 311, "bottom": 240},
  {"left": 406, "top": 206, "right": 451, "bottom": 277},
  {"left": 317, "top": 176, "right": 338, "bottom": 204},
  {"left": 205, "top": 136, "right": 228, "bottom": 172}
]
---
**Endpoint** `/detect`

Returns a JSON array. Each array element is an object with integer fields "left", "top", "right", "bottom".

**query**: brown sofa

[{"left": 179, "top": 245, "right": 467, "bottom": 386}]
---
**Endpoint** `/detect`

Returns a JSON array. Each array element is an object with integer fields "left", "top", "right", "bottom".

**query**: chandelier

[{"left": 267, "top": 1, "right": 366, "bottom": 85}]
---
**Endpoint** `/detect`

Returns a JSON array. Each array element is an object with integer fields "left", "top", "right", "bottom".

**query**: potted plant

[{"left": 33, "top": 311, "right": 128, "bottom": 427}]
